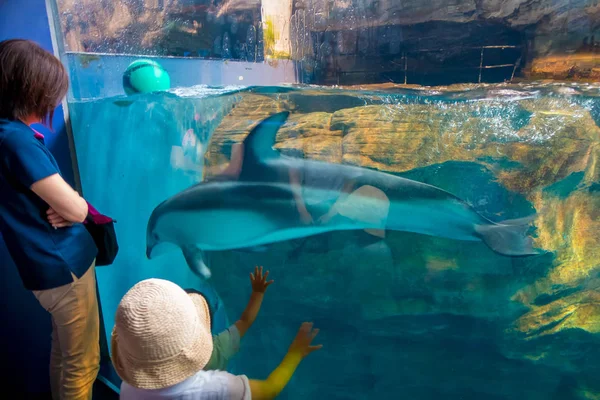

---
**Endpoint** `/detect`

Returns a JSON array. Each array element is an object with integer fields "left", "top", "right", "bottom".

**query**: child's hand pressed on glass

[{"left": 250, "top": 266, "right": 274, "bottom": 293}]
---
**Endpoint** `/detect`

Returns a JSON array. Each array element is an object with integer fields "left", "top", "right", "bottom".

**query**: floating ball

[{"left": 122, "top": 59, "right": 171, "bottom": 95}]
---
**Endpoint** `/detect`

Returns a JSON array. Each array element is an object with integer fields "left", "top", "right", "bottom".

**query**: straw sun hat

[{"left": 111, "top": 279, "right": 213, "bottom": 389}]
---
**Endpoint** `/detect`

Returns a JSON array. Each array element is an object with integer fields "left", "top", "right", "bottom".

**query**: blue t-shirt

[{"left": 0, "top": 119, "right": 97, "bottom": 291}]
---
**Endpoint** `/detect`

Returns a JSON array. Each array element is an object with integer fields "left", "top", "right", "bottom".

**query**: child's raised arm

[
  {"left": 234, "top": 266, "right": 274, "bottom": 337},
  {"left": 248, "top": 322, "right": 322, "bottom": 400}
]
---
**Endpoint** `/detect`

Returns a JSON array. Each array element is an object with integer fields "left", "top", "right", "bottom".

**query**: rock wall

[
  {"left": 56, "top": 0, "right": 263, "bottom": 59},
  {"left": 291, "top": 0, "right": 600, "bottom": 83},
  {"left": 206, "top": 91, "right": 599, "bottom": 191},
  {"left": 55, "top": 0, "right": 600, "bottom": 83}
]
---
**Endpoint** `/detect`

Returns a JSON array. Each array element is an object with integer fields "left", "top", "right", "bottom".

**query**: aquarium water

[{"left": 69, "top": 83, "right": 600, "bottom": 399}]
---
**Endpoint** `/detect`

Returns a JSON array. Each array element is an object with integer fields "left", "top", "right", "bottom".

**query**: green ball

[{"left": 123, "top": 59, "right": 171, "bottom": 95}]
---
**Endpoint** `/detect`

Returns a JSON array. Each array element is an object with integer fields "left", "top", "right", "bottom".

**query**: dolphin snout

[{"left": 146, "top": 232, "right": 159, "bottom": 259}]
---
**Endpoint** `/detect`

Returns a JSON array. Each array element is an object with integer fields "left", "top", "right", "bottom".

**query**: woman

[{"left": 0, "top": 39, "right": 99, "bottom": 400}]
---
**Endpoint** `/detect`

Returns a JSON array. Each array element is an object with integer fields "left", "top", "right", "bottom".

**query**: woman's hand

[
  {"left": 250, "top": 266, "right": 274, "bottom": 293},
  {"left": 287, "top": 322, "right": 322, "bottom": 358},
  {"left": 47, "top": 208, "right": 74, "bottom": 228}
]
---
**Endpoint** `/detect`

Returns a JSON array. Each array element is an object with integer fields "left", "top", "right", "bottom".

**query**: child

[
  {"left": 112, "top": 278, "right": 321, "bottom": 399},
  {"left": 202, "top": 265, "right": 274, "bottom": 371}
]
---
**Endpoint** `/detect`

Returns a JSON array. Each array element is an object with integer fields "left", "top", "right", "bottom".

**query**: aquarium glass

[{"left": 48, "top": 1, "right": 600, "bottom": 399}]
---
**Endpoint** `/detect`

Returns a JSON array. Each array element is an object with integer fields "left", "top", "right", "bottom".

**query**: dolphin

[{"left": 146, "top": 111, "right": 541, "bottom": 279}]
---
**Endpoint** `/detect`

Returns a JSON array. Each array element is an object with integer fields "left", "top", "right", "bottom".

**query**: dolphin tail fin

[
  {"left": 242, "top": 111, "right": 290, "bottom": 162},
  {"left": 475, "top": 215, "right": 543, "bottom": 257},
  {"left": 181, "top": 244, "right": 212, "bottom": 279}
]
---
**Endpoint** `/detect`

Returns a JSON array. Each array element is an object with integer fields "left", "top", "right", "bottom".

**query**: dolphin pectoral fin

[
  {"left": 475, "top": 215, "right": 543, "bottom": 257},
  {"left": 181, "top": 244, "right": 212, "bottom": 279}
]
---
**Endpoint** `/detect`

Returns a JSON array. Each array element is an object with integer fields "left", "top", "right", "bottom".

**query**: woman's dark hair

[{"left": 0, "top": 39, "right": 69, "bottom": 127}]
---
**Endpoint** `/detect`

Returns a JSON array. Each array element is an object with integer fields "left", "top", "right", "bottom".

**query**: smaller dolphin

[{"left": 146, "top": 112, "right": 541, "bottom": 278}]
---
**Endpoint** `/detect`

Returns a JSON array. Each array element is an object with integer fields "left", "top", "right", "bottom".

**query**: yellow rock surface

[{"left": 205, "top": 93, "right": 599, "bottom": 192}]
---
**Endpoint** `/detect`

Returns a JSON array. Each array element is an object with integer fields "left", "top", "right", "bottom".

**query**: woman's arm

[
  {"left": 31, "top": 173, "right": 88, "bottom": 223},
  {"left": 288, "top": 168, "right": 313, "bottom": 224},
  {"left": 248, "top": 322, "right": 322, "bottom": 400},
  {"left": 1, "top": 133, "right": 88, "bottom": 224}
]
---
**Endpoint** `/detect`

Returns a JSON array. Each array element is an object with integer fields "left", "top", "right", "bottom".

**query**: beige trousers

[{"left": 33, "top": 261, "right": 100, "bottom": 400}]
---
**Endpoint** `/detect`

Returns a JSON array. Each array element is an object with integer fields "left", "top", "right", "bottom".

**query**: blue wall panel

[{"left": 0, "top": 0, "right": 75, "bottom": 394}]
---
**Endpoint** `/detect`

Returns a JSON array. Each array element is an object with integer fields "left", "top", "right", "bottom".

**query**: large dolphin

[{"left": 146, "top": 111, "right": 541, "bottom": 278}]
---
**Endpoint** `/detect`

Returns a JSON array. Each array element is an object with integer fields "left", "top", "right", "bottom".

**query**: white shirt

[{"left": 120, "top": 370, "right": 251, "bottom": 400}]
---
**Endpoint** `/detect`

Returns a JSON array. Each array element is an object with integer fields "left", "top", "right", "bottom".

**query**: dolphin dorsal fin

[{"left": 242, "top": 111, "right": 290, "bottom": 163}]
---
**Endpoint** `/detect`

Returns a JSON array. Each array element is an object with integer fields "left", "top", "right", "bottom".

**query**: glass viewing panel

[{"left": 47, "top": 1, "right": 600, "bottom": 398}]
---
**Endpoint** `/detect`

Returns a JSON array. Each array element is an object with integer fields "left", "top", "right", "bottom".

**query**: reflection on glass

[{"left": 47, "top": 0, "right": 600, "bottom": 398}]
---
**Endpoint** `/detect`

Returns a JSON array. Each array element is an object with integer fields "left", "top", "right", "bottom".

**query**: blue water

[{"left": 69, "top": 83, "right": 600, "bottom": 399}]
